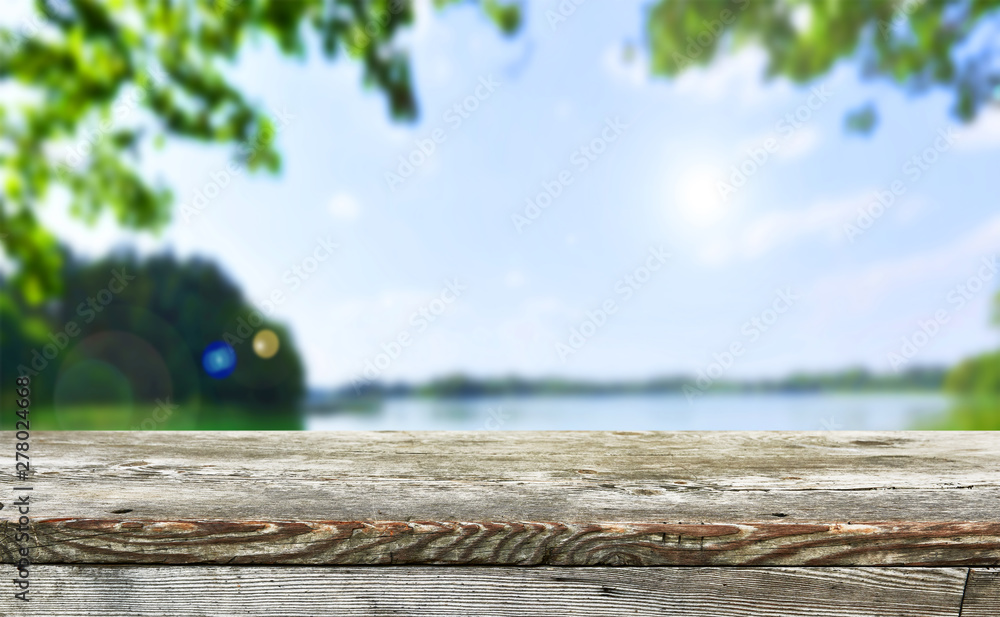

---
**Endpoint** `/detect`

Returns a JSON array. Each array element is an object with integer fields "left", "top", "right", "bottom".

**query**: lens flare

[
  {"left": 202, "top": 341, "right": 237, "bottom": 378},
  {"left": 253, "top": 329, "right": 280, "bottom": 359}
]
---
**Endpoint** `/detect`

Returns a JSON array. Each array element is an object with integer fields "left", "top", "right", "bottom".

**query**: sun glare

[{"left": 675, "top": 167, "right": 728, "bottom": 227}]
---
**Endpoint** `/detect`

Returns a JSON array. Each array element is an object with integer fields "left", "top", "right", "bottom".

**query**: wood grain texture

[
  {"left": 0, "top": 566, "right": 970, "bottom": 617},
  {"left": 5, "top": 431, "right": 1000, "bottom": 521},
  {"left": 2, "top": 431, "right": 999, "bottom": 566},
  {"left": 7, "top": 519, "right": 1000, "bottom": 566},
  {"left": 961, "top": 568, "right": 1000, "bottom": 616}
]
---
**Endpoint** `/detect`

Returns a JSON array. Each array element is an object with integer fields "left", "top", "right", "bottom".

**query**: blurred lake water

[{"left": 306, "top": 393, "right": 954, "bottom": 431}]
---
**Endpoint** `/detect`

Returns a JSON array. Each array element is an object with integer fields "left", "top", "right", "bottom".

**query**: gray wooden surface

[
  {"left": 2, "top": 431, "right": 1000, "bottom": 566},
  {"left": 962, "top": 569, "right": 1000, "bottom": 616},
  {"left": 1, "top": 431, "right": 999, "bottom": 615},
  {"left": 0, "top": 566, "right": 971, "bottom": 617}
]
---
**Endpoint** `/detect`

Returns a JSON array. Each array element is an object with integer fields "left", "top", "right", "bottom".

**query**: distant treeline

[{"left": 315, "top": 366, "right": 948, "bottom": 404}]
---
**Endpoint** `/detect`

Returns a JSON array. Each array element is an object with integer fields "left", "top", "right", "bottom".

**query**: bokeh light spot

[
  {"left": 202, "top": 341, "right": 237, "bottom": 378},
  {"left": 253, "top": 329, "right": 280, "bottom": 359}
]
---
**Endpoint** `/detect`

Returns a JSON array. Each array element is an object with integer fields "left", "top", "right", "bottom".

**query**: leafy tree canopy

[
  {"left": 647, "top": 0, "right": 1000, "bottom": 130},
  {"left": 0, "top": 0, "right": 520, "bottom": 303}
]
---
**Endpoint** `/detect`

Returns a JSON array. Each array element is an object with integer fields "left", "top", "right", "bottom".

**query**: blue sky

[{"left": 22, "top": 0, "right": 1000, "bottom": 387}]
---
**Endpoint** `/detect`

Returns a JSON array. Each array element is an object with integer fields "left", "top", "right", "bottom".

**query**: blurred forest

[{"left": 0, "top": 250, "right": 305, "bottom": 429}]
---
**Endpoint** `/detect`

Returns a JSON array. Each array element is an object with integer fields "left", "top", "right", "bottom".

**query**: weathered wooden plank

[
  {"left": 6, "top": 519, "right": 1000, "bottom": 566},
  {"left": 3, "top": 431, "right": 999, "bottom": 521},
  {"left": 0, "top": 566, "right": 970, "bottom": 617},
  {"left": 961, "top": 568, "right": 1000, "bottom": 616},
  {"left": 3, "top": 431, "right": 999, "bottom": 566}
]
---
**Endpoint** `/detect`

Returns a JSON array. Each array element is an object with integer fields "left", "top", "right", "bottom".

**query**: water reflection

[{"left": 306, "top": 393, "right": 954, "bottom": 431}]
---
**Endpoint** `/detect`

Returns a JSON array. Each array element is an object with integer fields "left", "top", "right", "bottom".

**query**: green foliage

[
  {"left": 11, "top": 404, "right": 303, "bottom": 431},
  {"left": 945, "top": 350, "right": 1000, "bottom": 395},
  {"left": 0, "top": 0, "right": 522, "bottom": 302},
  {"left": 0, "top": 249, "right": 306, "bottom": 429},
  {"left": 648, "top": 0, "right": 1000, "bottom": 123},
  {"left": 936, "top": 315, "right": 1000, "bottom": 429},
  {"left": 922, "top": 398, "right": 1000, "bottom": 429},
  {"left": 845, "top": 101, "right": 879, "bottom": 134},
  {"left": 478, "top": 0, "right": 523, "bottom": 34}
]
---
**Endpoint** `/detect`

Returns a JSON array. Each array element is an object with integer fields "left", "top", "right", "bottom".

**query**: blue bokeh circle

[{"left": 201, "top": 341, "right": 237, "bottom": 379}]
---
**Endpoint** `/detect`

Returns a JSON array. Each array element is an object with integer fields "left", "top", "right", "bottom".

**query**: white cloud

[
  {"left": 739, "top": 197, "right": 853, "bottom": 257},
  {"left": 694, "top": 186, "right": 942, "bottom": 266},
  {"left": 697, "top": 193, "right": 868, "bottom": 263},
  {"left": 857, "top": 214, "right": 1000, "bottom": 286},
  {"left": 327, "top": 192, "right": 360, "bottom": 220},
  {"left": 776, "top": 125, "right": 822, "bottom": 160},
  {"left": 811, "top": 213, "right": 1000, "bottom": 312},
  {"left": 672, "top": 47, "right": 794, "bottom": 106},
  {"left": 955, "top": 109, "right": 1000, "bottom": 151},
  {"left": 729, "top": 123, "right": 823, "bottom": 166}
]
